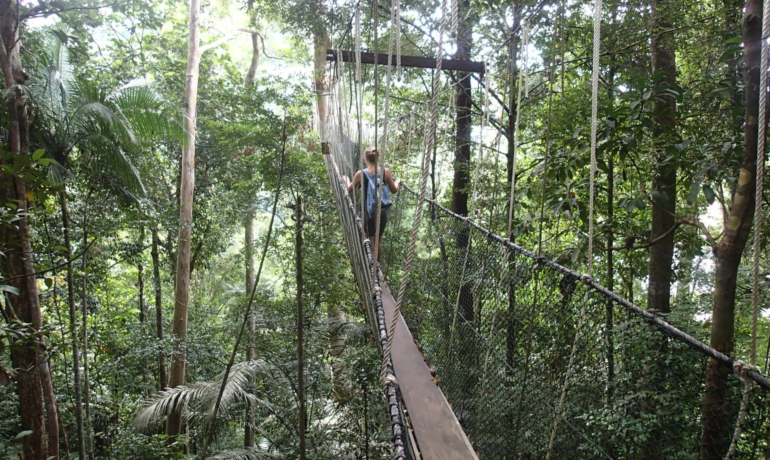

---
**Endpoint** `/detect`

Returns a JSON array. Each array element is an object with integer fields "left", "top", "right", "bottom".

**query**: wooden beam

[{"left": 326, "top": 49, "right": 485, "bottom": 74}]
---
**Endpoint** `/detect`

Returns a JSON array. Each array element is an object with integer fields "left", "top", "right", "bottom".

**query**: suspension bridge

[{"left": 315, "top": 0, "right": 770, "bottom": 458}]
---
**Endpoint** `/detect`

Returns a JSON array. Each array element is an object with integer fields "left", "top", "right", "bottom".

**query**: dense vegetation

[{"left": 0, "top": 0, "right": 768, "bottom": 459}]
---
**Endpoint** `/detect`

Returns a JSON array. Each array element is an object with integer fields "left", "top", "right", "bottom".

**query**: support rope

[
  {"left": 751, "top": 0, "right": 769, "bottom": 367},
  {"left": 381, "top": 0, "right": 448, "bottom": 387},
  {"left": 507, "top": 19, "right": 529, "bottom": 238},
  {"left": 546, "top": 2, "right": 601, "bottom": 457}
]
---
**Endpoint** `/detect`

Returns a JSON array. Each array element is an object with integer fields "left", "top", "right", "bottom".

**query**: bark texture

[
  {"left": 0, "top": 4, "right": 48, "bottom": 457},
  {"left": 167, "top": 0, "right": 202, "bottom": 438},
  {"left": 295, "top": 195, "right": 306, "bottom": 460},
  {"left": 701, "top": 1, "right": 761, "bottom": 457},
  {"left": 647, "top": 0, "right": 678, "bottom": 317},
  {"left": 452, "top": 0, "right": 474, "bottom": 325},
  {"left": 152, "top": 228, "right": 167, "bottom": 390}
]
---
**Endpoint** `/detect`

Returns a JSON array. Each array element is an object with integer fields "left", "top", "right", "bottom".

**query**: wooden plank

[
  {"left": 326, "top": 49, "right": 485, "bottom": 74},
  {"left": 378, "top": 271, "right": 478, "bottom": 460}
]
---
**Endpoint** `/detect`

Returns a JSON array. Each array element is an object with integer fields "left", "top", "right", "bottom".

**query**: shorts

[{"left": 366, "top": 207, "right": 388, "bottom": 238}]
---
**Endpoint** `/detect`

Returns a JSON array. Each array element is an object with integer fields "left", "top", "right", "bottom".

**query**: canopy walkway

[{"left": 318, "top": 90, "right": 770, "bottom": 458}]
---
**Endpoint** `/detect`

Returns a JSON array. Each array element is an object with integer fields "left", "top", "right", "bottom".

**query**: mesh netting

[
  {"left": 318, "top": 84, "right": 770, "bottom": 459},
  {"left": 381, "top": 186, "right": 770, "bottom": 460}
]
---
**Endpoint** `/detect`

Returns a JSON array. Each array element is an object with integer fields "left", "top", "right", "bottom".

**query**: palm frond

[
  {"left": 135, "top": 360, "right": 287, "bottom": 433},
  {"left": 133, "top": 382, "right": 211, "bottom": 432},
  {"left": 327, "top": 317, "right": 369, "bottom": 344},
  {"left": 207, "top": 447, "right": 278, "bottom": 460}
]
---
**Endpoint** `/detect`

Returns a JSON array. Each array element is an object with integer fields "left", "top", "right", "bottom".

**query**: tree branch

[{"left": 0, "top": 238, "right": 97, "bottom": 283}]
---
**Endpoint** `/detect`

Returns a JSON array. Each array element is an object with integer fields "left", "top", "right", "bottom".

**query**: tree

[
  {"left": 647, "top": 0, "right": 678, "bottom": 316},
  {"left": 0, "top": 2, "right": 48, "bottom": 458},
  {"left": 701, "top": 0, "right": 763, "bottom": 456},
  {"left": 167, "top": 0, "right": 203, "bottom": 438}
]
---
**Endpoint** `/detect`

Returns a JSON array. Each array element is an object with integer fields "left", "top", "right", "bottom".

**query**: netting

[
  {"left": 318, "top": 90, "right": 414, "bottom": 459},
  {"left": 317, "top": 35, "right": 770, "bottom": 460},
  {"left": 379, "top": 184, "right": 770, "bottom": 459}
]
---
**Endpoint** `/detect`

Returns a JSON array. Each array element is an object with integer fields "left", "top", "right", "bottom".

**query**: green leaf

[
  {"left": 687, "top": 181, "right": 701, "bottom": 204},
  {"left": 14, "top": 430, "right": 33, "bottom": 440},
  {"left": 724, "top": 36, "right": 743, "bottom": 44},
  {"left": 703, "top": 184, "right": 716, "bottom": 204},
  {"left": 0, "top": 285, "right": 19, "bottom": 296},
  {"left": 32, "top": 149, "right": 45, "bottom": 161}
]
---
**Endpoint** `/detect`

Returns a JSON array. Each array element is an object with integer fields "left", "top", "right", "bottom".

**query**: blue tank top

[{"left": 362, "top": 169, "right": 391, "bottom": 218}]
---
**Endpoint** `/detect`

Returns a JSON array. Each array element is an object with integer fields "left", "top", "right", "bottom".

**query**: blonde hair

[{"left": 364, "top": 147, "right": 379, "bottom": 165}]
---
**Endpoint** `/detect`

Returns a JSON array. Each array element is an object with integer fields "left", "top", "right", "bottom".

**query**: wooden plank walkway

[{"left": 379, "top": 272, "right": 478, "bottom": 460}]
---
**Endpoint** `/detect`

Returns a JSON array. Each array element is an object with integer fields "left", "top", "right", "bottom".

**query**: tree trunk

[
  {"left": 139, "top": 227, "right": 149, "bottom": 394},
  {"left": 81, "top": 201, "right": 94, "bottom": 460},
  {"left": 59, "top": 188, "right": 85, "bottom": 460},
  {"left": 328, "top": 301, "right": 346, "bottom": 401},
  {"left": 701, "top": 1, "right": 761, "bottom": 456},
  {"left": 152, "top": 227, "right": 167, "bottom": 390},
  {"left": 314, "top": 32, "right": 331, "bottom": 124},
  {"left": 0, "top": 5, "right": 47, "bottom": 456},
  {"left": 647, "top": 0, "right": 678, "bottom": 317},
  {"left": 244, "top": 28, "right": 260, "bottom": 86},
  {"left": 167, "top": 0, "right": 202, "bottom": 438},
  {"left": 505, "top": 3, "right": 521, "bottom": 370},
  {"left": 295, "top": 195, "right": 306, "bottom": 460},
  {"left": 452, "top": 0, "right": 474, "bottom": 327},
  {"left": 643, "top": 4, "right": 678, "bottom": 458},
  {"left": 39, "top": 358, "right": 59, "bottom": 459},
  {"left": 244, "top": 206, "right": 256, "bottom": 447}
]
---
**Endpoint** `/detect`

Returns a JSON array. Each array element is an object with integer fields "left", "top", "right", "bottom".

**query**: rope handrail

[
  {"left": 398, "top": 182, "right": 770, "bottom": 392},
  {"left": 322, "top": 146, "right": 409, "bottom": 459}
]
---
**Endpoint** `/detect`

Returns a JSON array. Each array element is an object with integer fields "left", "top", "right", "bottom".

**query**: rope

[
  {"left": 507, "top": 19, "right": 529, "bottom": 238},
  {"left": 751, "top": 0, "right": 769, "bottom": 367},
  {"left": 451, "top": 0, "right": 458, "bottom": 38},
  {"left": 371, "top": 0, "right": 399, "bottom": 282},
  {"left": 400, "top": 182, "right": 770, "bottom": 392},
  {"left": 546, "top": 3, "right": 601, "bottom": 457},
  {"left": 355, "top": 3, "right": 361, "bottom": 84},
  {"left": 523, "top": 22, "right": 530, "bottom": 99},
  {"left": 587, "top": 0, "right": 601, "bottom": 277},
  {"left": 725, "top": 361, "right": 757, "bottom": 459},
  {"left": 396, "top": 0, "right": 402, "bottom": 81},
  {"left": 381, "top": 0, "right": 448, "bottom": 387}
]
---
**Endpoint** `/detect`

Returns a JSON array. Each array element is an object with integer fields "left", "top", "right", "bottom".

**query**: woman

[{"left": 343, "top": 147, "right": 400, "bottom": 262}]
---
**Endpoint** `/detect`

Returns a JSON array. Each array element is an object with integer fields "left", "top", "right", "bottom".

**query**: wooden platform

[{"left": 379, "top": 271, "right": 478, "bottom": 460}]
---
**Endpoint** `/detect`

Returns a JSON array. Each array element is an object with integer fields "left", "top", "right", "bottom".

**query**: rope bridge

[{"left": 318, "top": 91, "right": 770, "bottom": 459}]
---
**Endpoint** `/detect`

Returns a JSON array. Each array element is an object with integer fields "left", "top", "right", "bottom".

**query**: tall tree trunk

[
  {"left": 60, "top": 188, "right": 85, "bottom": 460},
  {"left": 0, "top": 5, "right": 48, "bottom": 456},
  {"left": 39, "top": 356, "right": 59, "bottom": 459},
  {"left": 244, "top": 205, "right": 256, "bottom": 447},
  {"left": 151, "top": 227, "right": 167, "bottom": 390},
  {"left": 643, "top": 4, "right": 678, "bottom": 458},
  {"left": 701, "top": 0, "right": 761, "bottom": 457},
  {"left": 453, "top": 0, "right": 474, "bottom": 324},
  {"left": 295, "top": 195, "right": 306, "bottom": 460},
  {"left": 505, "top": 3, "right": 522, "bottom": 370},
  {"left": 328, "top": 299, "right": 346, "bottom": 402},
  {"left": 139, "top": 227, "right": 149, "bottom": 394},
  {"left": 244, "top": 28, "right": 260, "bottom": 86},
  {"left": 314, "top": 32, "right": 331, "bottom": 125},
  {"left": 244, "top": 22, "right": 257, "bottom": 441},
  {"left": 81, "top": 200, "right": 94, "bottom": 460},
  {"left": 647, "top": 0, "right": 678, "bottom": 316},
  {"left": 167, "top": 0, "right": 202, "bottom": 438}
]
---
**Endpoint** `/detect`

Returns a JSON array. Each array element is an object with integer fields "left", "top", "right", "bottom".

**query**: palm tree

[
  {"left": 134, "top": 360, "right": 285, "bottom": 458},
  {"left": 27, "top": 27, "right": 178, "bottom": 459}
]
